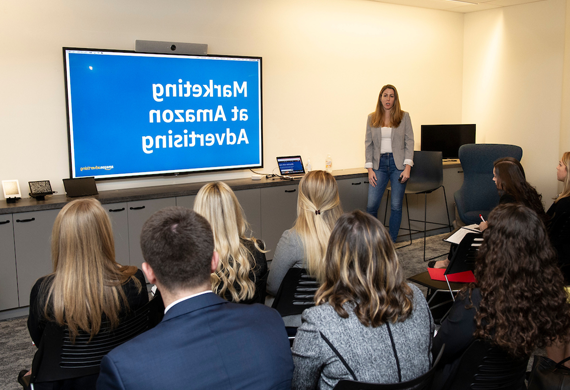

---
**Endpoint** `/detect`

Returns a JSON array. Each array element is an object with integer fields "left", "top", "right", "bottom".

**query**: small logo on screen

[{"left": 80, "top": 165, "right": 114, "bottom": 172}]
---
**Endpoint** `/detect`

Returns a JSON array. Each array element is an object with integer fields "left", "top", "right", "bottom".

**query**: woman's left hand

[{"left": 400, "top": 165, "right": 412, "bottom": 183}]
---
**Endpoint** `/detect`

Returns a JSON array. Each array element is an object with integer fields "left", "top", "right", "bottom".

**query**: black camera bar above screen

[
  {"left": 63, "top": 47, "right": 263, "bottom": 180},
  {"left": 420, "top": 124, "right": 476, "bottom": 160}
]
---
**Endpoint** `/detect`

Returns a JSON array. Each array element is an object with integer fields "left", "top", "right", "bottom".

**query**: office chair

[
  {"left": 271, "top": 267, "right": 318, "bottom": 344},
  {"left": 454, "top": 144, "right": 523, "bottom": 225},
  {"left": 271, "top": 267, "right": 318, "bottom": 317},
  {"left": 333, "top": 344, "right": 445, "bottom": 390},
  {"left": 443, "top": 339, "right": 529, "bottom": 390},
  {"left": 25, "top": 298, "right": 159, "bottom": 387},
  {"left": 385, "top": 151, "right": 452, "bottom": 260}
]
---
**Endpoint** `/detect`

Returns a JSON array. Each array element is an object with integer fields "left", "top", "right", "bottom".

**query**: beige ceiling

[{"left": 368, "top": 0, "right": 546, "bottom": 13}]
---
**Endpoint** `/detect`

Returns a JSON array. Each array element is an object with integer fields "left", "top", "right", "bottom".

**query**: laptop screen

[{"left": 276, "top": 156, "right": 305, "bottom": 175}]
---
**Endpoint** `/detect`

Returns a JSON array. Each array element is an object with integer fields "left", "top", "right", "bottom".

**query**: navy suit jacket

[{"left": 97, "top": 292, "right": 293, "bottom": 390}]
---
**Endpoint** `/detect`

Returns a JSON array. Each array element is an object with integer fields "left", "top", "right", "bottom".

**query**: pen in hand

[{"left": 478, "top": 214, "right": 488, "bottom": 232}]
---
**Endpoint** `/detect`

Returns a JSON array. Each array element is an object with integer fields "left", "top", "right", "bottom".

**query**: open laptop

[
  {"left": 63, "top": 177, "right": 99, "bottom": 197},
  {"left": 276, "top": 156, "right": 306, "bottom": 179}
]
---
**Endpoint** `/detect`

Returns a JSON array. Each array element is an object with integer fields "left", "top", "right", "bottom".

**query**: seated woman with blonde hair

[
  {"left": 292, "top": 211, "right": 433, "bottom": 390},
  {"left": 194, "top": 181, "right": 268, "bottom": 304},
  {"left": 26, "top": 199, "right": 148, "bottom": 390},
  {"left": 267, "top": 170, "right": 343, "bottom": 296},
  {"left": 545, "top": 151, "right": 570, "bottom": 365}
]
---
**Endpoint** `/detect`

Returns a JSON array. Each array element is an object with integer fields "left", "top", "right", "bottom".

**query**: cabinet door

[
  {"left": 235, "top": 188, "right": 261, "bottom": 239},
  {"left": 260, "top": 185, "right": 298, "bottom": 259},
  {"left": 13, "top": 209, "right": 60, "bottom": 306},
  {"left": 176, "top": 195, "right": 196, "bottom": 209},
  {"left": 104, "top": 203, "right": 130, "bottom": 266},
  {"left": 0, "top": 215, "right": 18, "bottom": 310},
  {"left": 337, "top": 177, "right": 369, "bottom": 213},
  {"left": 128, "top": 198, "right": 176, "bottom": 269}
]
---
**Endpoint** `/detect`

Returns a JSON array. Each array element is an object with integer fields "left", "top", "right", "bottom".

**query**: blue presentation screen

[{"left": 64, "top": 48, "right": 263, "bottom": 179}]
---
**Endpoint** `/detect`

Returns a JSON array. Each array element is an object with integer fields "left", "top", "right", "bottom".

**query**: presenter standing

[{"left": 365, "top": 84, "right": 414, "bottom": 242}]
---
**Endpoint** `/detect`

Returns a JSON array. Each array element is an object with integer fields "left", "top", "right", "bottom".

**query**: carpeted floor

[
  {"left": 0, "top": 315, "right": 35, "bottom": 390},
  {"left": 0, "top": 233, "right": 537, "bottom": 388}
]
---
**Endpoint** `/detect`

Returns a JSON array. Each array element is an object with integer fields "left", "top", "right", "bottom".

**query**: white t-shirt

[{"left": 380, "top": 127, "right": 392, "bottom": 154}]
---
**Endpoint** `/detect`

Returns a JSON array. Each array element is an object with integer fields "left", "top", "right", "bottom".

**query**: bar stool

[{"left": 384, "top": 151, "right": 452, "bottom": 260}]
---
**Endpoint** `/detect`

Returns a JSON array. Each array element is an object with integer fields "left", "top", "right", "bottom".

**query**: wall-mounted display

[{"left": 63, "top": 48, "right": 263, "bottom": 180}]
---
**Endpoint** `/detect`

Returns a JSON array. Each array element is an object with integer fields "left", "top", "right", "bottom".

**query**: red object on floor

[{"left": 428, "top": 267, "right": 477, "bottom": 283}]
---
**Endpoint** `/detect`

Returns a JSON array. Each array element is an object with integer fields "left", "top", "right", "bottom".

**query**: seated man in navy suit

[{"left": 97, "top": 207, "right": 293, "bottom": 390}]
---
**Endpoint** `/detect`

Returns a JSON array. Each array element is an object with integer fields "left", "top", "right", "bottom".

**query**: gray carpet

[
  {"left": 0, "top": 233, "right": 537, "bottom": 388},
  {"left": 0, "top": 315, "right": 35, "bottom": 390}
]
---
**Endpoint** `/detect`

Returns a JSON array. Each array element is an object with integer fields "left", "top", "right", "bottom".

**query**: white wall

[
  {"left": 0, "top": 0, "right": 464, "bottom": 200},
  {"left": 462, "top": 0, "right": 567, "bottom": 202},
  {"left": 560, "top": 0, "right": 570, "bottom": 193}
]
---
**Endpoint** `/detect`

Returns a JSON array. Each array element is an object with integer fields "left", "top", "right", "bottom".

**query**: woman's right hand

[
  {"left": 368, "top": 169, "right": 377, "bottom": 187},
  {"left": 479, "top": 221, "right": 488, "bottom": 231}
]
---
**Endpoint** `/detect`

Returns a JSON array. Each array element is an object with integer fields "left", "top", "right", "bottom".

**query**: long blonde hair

[
  {"left": 194, "top": 182, "right": 265, "bottom": 302},
  {"left": 44, "top": 199, "right": 140, "bottom": 341},
  {"left": 371, "top": 84, "right": 404, "bottom": 128},
  {"left": 315, "top": 211, "right": 413, "bottom": 327},
  {"left": 556, "top": 152, "right": 570, "bottom": 202},
  {"left": 293, "top": 170, "right": 343, "bottom": 282}
]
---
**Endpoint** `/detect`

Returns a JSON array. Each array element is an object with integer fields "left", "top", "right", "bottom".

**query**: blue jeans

[{"left": 366, "top": 153, "right": 407, "bottom": 242}]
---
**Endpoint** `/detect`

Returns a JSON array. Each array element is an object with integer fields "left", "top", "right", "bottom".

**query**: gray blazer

[
  {"left": 365, "top": 111, "right": 415, "bottom": 171},
  {"left": 291, "top": 284, "right": 432, "bottom": 390}
]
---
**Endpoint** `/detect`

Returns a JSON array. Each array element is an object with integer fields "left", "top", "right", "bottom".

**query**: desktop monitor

[{"left": 420, "top": 124, "right": 476, "bottom": 159}]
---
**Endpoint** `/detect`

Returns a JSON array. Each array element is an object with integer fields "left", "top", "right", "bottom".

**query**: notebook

[{"left": 276, "top": 156, "right": 306, "bottom": 178}]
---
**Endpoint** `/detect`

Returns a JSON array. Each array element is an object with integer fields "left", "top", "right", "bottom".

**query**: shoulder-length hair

[
  {"left": 493, "top": 158, "right": 546, "bottom": 222},
  {"left": 556, "top": 151, "right": 570, "bottom": 202},
  {"left": 371, "top": 84, "right": 405, "bottom": 128},
  {"left": 472, "top": 203, "right": 570, "bottom": 357},
  {"left": 194, "top": 181, "right": 265, "bottom": 302},
  {"left": 293, "top": 170, "right": 343, "bottom": 282},
  {"left": 315, "top": 210, "right": 413, "bottom": 327},
  {"left": 44, "top": 198, "right": 141, "bottom": 341}
]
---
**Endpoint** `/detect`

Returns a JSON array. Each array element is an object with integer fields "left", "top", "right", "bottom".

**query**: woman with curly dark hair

[{"left": 432, "top": 203, "right": 570, "bottom": 389}]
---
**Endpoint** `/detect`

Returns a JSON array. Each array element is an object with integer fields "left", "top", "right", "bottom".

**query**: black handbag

[{"left": 527, "top": 355, "right": 570, "bottom": 389}]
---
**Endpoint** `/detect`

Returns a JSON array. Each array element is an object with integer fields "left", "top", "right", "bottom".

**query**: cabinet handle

[
  {"left": 364, "top": 181, "right": 369, "bottom": 184},
  {"left": 16, "top": 218, "right": 36, "bottom": 223},
  {"left": 129, "top": 206, "right": 146, "bottom": 210},
  {"left": 109, "top": 208, "right": 126, "bottom": 212},
  {"left": 0, "top": 220, "right": 10, "bottom": 225},
  {"left": 351, "top": 182, "right": 362, "bottom": 186},
  {"left": 285, "top": 189, "right": 297, "bottom": 193}
]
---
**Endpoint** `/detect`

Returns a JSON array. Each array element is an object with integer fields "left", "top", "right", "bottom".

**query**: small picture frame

[
  {"left": 29, "top": 180, "right": 54, "bottom": 197},
  {"left": 2, "top": 180, "right": 22, "bottom": 200}
]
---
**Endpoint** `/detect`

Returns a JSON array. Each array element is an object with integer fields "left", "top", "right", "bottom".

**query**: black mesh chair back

[
  {"left": 446, "top": 232, "right": 481, "bottom": 276},
  {"left": 333, "top": 344, "right": 445, "bottom": 390},
  {"left": 271, "top": 267, "right": 318, "bottom": 317},
  {"left": 444, "top": 339, "right": 528, "bottom": 390},
  {"left": 404, "top": 151, "right": 444, "bottom": 195},
  {"left": 31, "top": 300, "right": 155, "bottom": 383}
]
